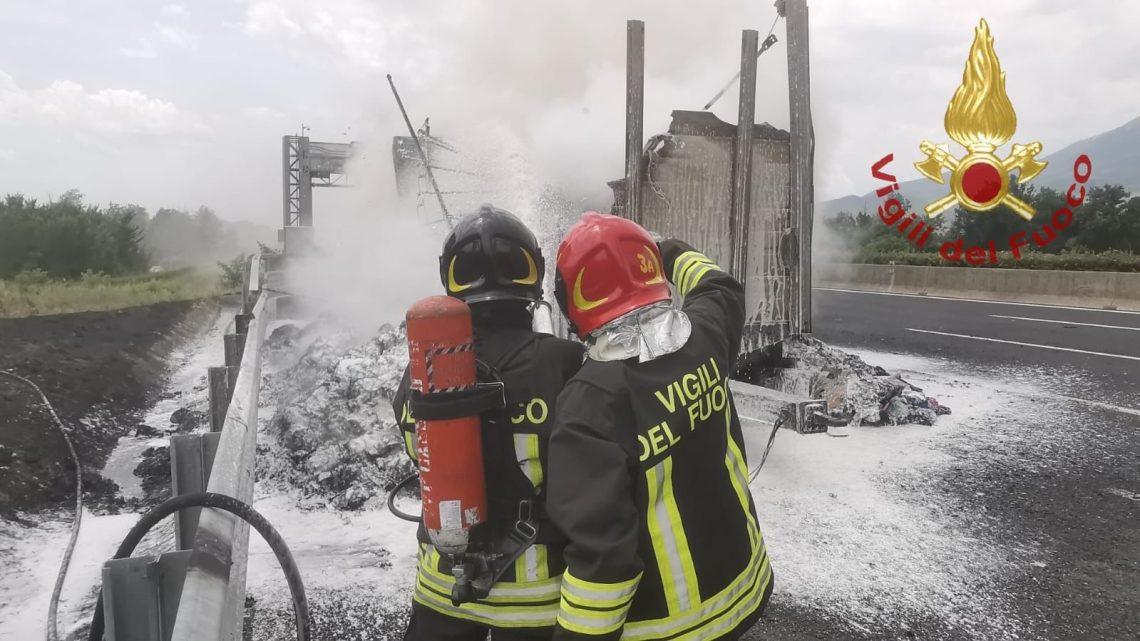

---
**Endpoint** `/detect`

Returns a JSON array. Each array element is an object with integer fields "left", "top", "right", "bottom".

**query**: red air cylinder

[{"left": 406, "top": 295, "right": 487, "bottom": 556}]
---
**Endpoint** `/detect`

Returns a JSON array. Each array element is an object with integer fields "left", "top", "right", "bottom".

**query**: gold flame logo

[
  {"left": 915, "top": 19, "right": 1047, "bottom": 220},
  {"left": 945, "top": 20, "right": 1016, "bottom": 149}
]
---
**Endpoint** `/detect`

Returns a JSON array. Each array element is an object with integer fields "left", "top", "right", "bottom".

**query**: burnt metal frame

[{"left": 622, "top": 1, "right": 814, "bottom": 337}]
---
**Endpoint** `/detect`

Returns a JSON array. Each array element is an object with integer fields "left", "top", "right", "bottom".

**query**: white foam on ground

[
  {"left": 0, "top": 511, "right": 172, "bottom": 641},
  {"left": 0, "top": 307, "right": 227, "bottom": 640},
  {"left": 246, "top": 493, "right": 419, "bottom": 597},
  {"left": 3, "top": 338, "right": 1081, "bottom": 640},
  {"left": 747, "top": 347, "right": 1051, "bottom": 638},
  {"left": 247, "top": 345, "right": 1044, "bottom": 639}
]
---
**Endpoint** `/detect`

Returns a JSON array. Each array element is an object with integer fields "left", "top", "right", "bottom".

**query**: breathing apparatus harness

[{"left": 387, "top": 348, "right": 544, "bottom": 606}]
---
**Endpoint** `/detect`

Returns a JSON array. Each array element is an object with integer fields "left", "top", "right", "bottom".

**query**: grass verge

[{"left": 0, "top": 269, "right": 228, "bottom": 318}]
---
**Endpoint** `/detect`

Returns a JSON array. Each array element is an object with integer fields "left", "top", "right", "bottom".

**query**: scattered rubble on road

[
  {"left": 755, "top": 335, "right": 951, "bottom": 427},
  {"left": 259, "top": 324, "right": 950, "bottom": 510}
]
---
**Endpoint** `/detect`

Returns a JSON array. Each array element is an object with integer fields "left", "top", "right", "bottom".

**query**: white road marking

[
  {"left": 814, "top": 287, "right": 1140, "bottom": 316},
  {"left": 990, "top": 314, "right": 1140, "bottom": 331},
  {"left": 1043, "top": 393, "right": 1140, "bottom": 418},
  {"left": 905, "top": 328, "right": 1140, "bottom": 362},
  {"left": 1105, "top": 488, "right": 1140, "bottom": 502}
]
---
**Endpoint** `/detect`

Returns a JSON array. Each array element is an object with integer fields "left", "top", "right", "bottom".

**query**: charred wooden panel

[
  {"left": 638, "top": 133, "right": 735, "bottom": 268},
  {"left": 612, "top": 110, "right": 795, "bottom": 353}
]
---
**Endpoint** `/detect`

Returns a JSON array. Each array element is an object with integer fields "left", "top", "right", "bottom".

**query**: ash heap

[{"left": 258, "top": 319, "right": 949, "bottom": 509}]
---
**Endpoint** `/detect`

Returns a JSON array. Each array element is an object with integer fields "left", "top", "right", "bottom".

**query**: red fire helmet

[{"left": 555, "top": 212, "right": 671, "bottom": 337}]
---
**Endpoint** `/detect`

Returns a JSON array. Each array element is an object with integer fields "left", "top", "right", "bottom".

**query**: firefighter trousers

[{"left": 403, "top": 600, "right": 553, "bottom": 641}]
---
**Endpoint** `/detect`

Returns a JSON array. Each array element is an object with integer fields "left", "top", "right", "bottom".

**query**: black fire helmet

[{"left": 438, "top": 205, "right": 544, "bottom": 305}]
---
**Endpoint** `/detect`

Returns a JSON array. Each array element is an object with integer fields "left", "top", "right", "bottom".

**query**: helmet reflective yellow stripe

[
  {"left": 447, "top": 256, "right": 476, "bottom": 292},
  {"left": 512, "top": 248, "right": 539, "bottom": 285},
  {"left": 573, "top": 267, "right": 610, "bottom": 311}
]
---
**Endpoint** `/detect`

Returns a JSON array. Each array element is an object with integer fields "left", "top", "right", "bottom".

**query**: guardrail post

[
  {"left": 234, "top": 314, "right": 252, "bottom": 336},
  {"left": 170, "top": 432, "right": 222, "bottom": 550},
  {"left": 101, "top": 551, "right": 192, "bottom": 641},
  {"left": 208, "top": 367, "right": 229, "bottom": 432},
  {"left": 240, "top": 258, "right": 251, "bottom": 316},
  {"left": 224, "top": 333, "right": 244, "bottom": 367}
]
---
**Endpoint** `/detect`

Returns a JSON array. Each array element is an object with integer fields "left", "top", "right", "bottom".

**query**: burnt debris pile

[
  {"left": 755, "top": 335, "right": 950, "bottom": 427},
  {"left": 259, "top": 324, "right": 949, "bottom": 511},
  {"left": 259, "top": 323, "right": 414, "bottom": 510}
]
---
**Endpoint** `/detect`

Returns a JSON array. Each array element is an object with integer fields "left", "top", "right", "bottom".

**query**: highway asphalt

[
  {"left": 749, "top": 288, "right": 1139, "bottom": 641},
  {"left": 814, "top": 287, "right": 1140, "bottom": 408}
]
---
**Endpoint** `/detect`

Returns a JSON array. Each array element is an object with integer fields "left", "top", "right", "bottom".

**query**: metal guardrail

[
  {"left": 169, "top": 290, "right": 271, "bottom": 641},
  {"left": 101, "top": 254, "right": 277, "bottom": 641}
]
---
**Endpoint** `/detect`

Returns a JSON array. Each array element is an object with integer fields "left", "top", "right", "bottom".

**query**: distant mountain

[
  {"left": 1034, "top": 115, "right": 1140, "bottom": 194},
  {"left": 819, "top": 115, "right": 1140, "bottom": 218}
]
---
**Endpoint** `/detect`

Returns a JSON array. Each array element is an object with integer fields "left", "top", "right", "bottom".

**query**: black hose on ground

[
  {"left": 386, "top": 473, "right": 423, "bottom": 523},
  {"left": 0, "top": 370, "right": 82, "bottom": 641},
  {"left": 87, "top": 492, "right": 311, "bottom": 641},
  {"left": 749, "top": 416, "right": 784, "bottom": 482}
]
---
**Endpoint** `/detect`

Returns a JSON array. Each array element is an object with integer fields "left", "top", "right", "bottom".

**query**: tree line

[
  {"left": 825, "top": 183, "right": 1140, "bottom": 257},
  {"left": 0, "top": 190, "right": 270, "bottom": 280}
]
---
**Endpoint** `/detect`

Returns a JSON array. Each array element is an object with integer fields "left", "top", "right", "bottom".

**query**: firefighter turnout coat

[
  {"left": 392, "top": 313, "right": 585, "bottom": 630},
  {"left": 547, "top": 241, "right": 773, "bottom": 641}
]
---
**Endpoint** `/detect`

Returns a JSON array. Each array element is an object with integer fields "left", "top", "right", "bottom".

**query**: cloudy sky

[{"left": 1, "top": 0, "right": 1137, "bottom": 225}]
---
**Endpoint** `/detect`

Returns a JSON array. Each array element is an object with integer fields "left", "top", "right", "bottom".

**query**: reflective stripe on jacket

[{"left": 413, "top": 542, "right": 564, "bottom": 628}]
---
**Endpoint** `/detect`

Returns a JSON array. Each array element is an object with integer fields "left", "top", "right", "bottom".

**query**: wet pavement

[{"left": 743, "top": 289, "right": 1140, "bottom": 640}]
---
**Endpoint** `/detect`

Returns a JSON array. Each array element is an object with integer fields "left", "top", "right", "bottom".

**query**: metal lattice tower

[
  {"left": 282, "top": 136, "right": 311, "bottom": 227},
  {"left": 281, "top": 135, "right": 355, "bottom": 228}
]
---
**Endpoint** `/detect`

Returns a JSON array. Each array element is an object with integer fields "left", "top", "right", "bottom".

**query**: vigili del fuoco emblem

[{"left": 915, "top": 19, "right": 1047, "bottom": 220}]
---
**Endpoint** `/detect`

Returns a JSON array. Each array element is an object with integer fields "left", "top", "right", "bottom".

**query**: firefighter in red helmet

[
  {"left": 547, "top": 212, "right": 773, "bottom": 641},
  {"left": 392, "top": 206, "right": 585, "bottom": 640}
]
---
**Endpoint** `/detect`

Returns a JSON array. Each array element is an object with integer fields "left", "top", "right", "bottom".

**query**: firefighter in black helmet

[{"left": 392, "top": 205, "right": 585, "bottom": 641}]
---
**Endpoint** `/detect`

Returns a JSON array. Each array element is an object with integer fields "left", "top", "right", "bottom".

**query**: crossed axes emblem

[{"left": 915, "top": 141, "right": 1047, "bottom": 220}]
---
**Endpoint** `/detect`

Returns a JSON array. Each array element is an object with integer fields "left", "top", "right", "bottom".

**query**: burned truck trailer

[
  {"left": 389, "top": 2, "right": 815, "bottom": 361},
  {"left": 610, "top": 111, "right": 805, "bottom": 355},
  {"left": 614, "top": 0, "right": 813, "bottom": 361}
]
